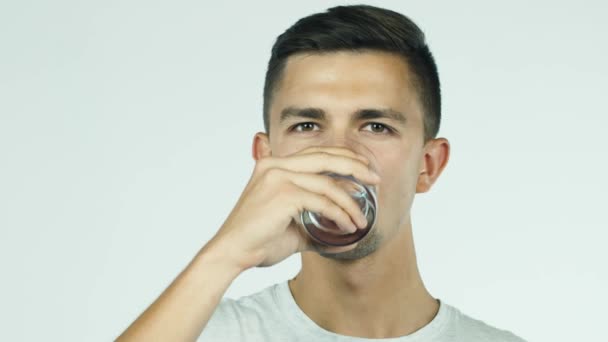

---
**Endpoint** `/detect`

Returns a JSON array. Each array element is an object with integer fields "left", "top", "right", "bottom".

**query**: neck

[{"left": 288, "top": 219, "right": 439, "bottom": 338}]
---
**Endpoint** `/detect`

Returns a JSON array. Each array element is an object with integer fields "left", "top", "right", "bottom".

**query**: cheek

[
  {"left": 270, "top": 142, "right": 302, "bottom": 157},
  {"left": 271, "top": 137, "right": 321, "bottom": 157},
  {"left": 381, "top": 165, "right": 412, "bottom": 204},
  {"left": 376, "top": 150, "right": 420, "bottom": 213}
]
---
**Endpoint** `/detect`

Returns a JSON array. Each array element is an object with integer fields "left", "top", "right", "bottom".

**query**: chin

[{"left": 319, "top": 228, "right": 383, "bottom": 261}]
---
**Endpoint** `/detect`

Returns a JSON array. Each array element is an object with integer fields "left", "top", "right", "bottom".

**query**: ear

[
  {"left": 252, "top": 132, "right": 272, "bottom": 161},
  {"left": 416, "top": 138, "right": 450, "bottom": 193}
]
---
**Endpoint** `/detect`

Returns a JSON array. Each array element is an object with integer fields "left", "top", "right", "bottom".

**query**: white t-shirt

[{"left": 198, "top": 280, "right": 527, "bottom": 341}]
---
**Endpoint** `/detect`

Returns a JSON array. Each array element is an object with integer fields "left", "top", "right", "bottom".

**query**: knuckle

[
  {"left": 279, "top": 182, "right": 296, "bottom": 197},
  {"left": 264, "top": 167, "right": 283, "bottom": 182},
  {"left": 329, "top": 202, "right": 344, "bottom": 219},
  {"left": 320, "top": 175, "right": 335, "bottom": 188},
  {"left": 274, "top": 183, "right": 294, "bottom": 206},
  {"left": 337, "top": 210, "right": 351, "bottom": 226},
  {"left": 321, "top": 196, "right": 334, "bottom": 209},
  {"left": 359, "top": 163, "right": 372, "bottom": 176}
]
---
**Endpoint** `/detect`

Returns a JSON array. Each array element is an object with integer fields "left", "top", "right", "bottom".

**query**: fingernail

[{"left": 358, "top": 215, "right": 368, "bottom": 228}]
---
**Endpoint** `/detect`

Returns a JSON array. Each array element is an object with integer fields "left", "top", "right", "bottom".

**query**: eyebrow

[{"left": 279, "top": 106, "right": 407, "bottom": 126}]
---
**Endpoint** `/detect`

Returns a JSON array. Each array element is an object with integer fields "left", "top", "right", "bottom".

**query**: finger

[
  {"left": 266, "top": 152, "right": 380, "bottom": 185},
  {"left": 289, "top": 182, "right": 360, "bottom": 234},
  {"left": 295, "top": 146, "right": 370, "bottom": 165},
  {"left": 288, "top": 171, "right": 368, "bottom": 229}
]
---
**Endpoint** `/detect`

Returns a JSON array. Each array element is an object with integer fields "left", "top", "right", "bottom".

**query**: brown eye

[
  {"left": 364, "top": 122, "right": 392, "bottom": 134},
  {"left": 292, "top": 122, "right": 319, "bottom": 132}
]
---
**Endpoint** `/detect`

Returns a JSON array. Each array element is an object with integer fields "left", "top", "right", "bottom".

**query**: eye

[
  {"left": 291, "top": 122, "right": 320, "bottom": 132},
  {"left": 289, "top": 122, "right": 394, "bottom": 134},
  {"left": 363, "top": 122, "right": 393, "bottom": 134}
]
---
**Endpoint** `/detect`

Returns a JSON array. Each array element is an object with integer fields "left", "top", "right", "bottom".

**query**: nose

[
  {"left": 313, "top": 134, "right": 380, "bottom": 176},
  {"left": 316, "top": 134, "right": 358, "bottom": 150},
  {"left": 315, "top": 135, "right": 375, "bottom": 167}
]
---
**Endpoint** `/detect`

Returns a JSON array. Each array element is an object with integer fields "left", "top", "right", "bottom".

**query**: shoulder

[
  {"left": 443, "top": 302, "right": 528, "bottom": 342},
  {"left": 210, "top": 283, "right": 281, "bottom": 325},
  {"left": 198, "top": 284, "right": 281, "bottom": 340},
  {"left": 220, "top": 283, "right": 280, "bottom": 314}
]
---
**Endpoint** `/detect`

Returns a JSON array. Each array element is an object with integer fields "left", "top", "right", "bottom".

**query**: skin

[{"left": 252, "top": 50, "right": 451, "bottom": 338}]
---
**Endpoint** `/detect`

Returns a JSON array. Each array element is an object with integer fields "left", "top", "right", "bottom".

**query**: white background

[{"left": 1, "top": 1, "right": 606, "bottom": 341}]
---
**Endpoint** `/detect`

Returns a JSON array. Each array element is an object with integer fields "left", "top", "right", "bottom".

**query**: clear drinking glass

[{"left": 299, "top": 138, "right": 379, "bottom": 247}]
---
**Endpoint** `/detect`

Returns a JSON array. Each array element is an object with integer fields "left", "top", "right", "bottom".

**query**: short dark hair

[{"left": 263, "top": 4, "right": 441, "bottom": 143}]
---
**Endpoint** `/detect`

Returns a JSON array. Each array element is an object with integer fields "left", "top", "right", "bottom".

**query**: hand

[{"left": 205, "top": 146, "right": 381, "bottom": 270}]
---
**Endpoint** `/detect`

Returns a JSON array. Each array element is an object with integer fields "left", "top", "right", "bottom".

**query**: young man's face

[{"left": 255, "top": 50, "right": 446, "bottom": 259}]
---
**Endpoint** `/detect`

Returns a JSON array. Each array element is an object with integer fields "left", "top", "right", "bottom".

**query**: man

[{"left": 118, "top": 4, "right": 527, "bottom": 341}]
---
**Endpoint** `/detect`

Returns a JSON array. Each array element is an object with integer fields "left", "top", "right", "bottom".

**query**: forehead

[{"left": 269, "top": 50, "right": 420, "bottom": 124}]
